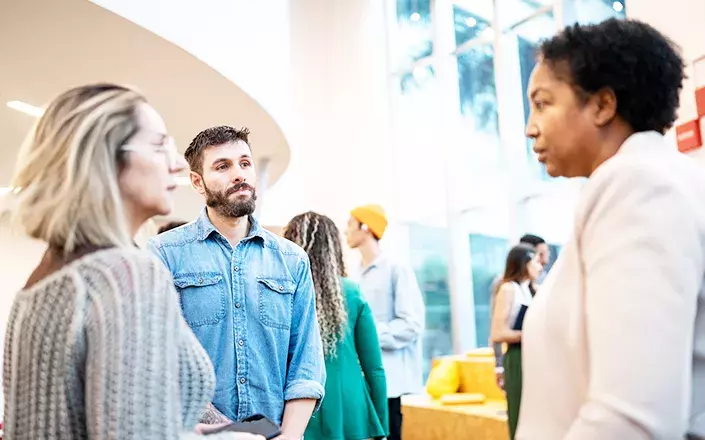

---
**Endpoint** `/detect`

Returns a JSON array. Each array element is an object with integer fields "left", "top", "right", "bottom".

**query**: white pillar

[
  {"left": 255, "top": 157, "right": 271, "bottom": 218},
  {"left": 264, "top": 0, "right": 394, "bottom": 227},
  {"left": 432, "top": 0, "right": 478, "bottom": 353}
]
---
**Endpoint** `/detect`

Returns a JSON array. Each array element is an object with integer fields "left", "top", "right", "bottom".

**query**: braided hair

[{"left": 284, "top": 212, "right": 348, "bottom": 357}]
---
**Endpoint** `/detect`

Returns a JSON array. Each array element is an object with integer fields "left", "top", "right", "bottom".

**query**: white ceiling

[{"left": 0, "top": 0, "right": 290, "bottom": 221}]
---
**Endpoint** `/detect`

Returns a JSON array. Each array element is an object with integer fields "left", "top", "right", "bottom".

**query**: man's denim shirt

[{"left": 147, "top": 209, "right": 326, "bottom": 424}]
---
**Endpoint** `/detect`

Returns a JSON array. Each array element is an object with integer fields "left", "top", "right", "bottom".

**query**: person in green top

[{"left": 284, "top": 212, "right": 389, "bottom": 440}]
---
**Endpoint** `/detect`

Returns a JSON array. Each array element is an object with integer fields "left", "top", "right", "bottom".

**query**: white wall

[
  {"left": 628, "top": 1, "right": 705, "bottom": 161},
  {"left": 267, "top": 0, "right": 395, "bottom": 225},
  {"left": 91, "top": 0, "right": 397, "bottom": 233},
  {"left": 90, "top": 0, "right": 293, "bottom": 134}
]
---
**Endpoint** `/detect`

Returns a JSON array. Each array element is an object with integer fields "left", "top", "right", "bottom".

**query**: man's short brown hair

[{"left": 184, "top": 126, "right": 250, "bottom": 174}]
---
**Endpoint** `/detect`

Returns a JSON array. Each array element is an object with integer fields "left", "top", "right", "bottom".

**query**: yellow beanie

[{"left": 351, "top": 204, "right": 388, "bottom": 239}]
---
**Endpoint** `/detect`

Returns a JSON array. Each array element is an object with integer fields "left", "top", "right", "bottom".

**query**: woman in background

[
  {"left": 4, "top": 83, "right": 261, "bottom": 440},
  {"left": 284, "top": 212, "right": 388, "bottom": 440},
  {"left": 490, "top": 244, "right": 542, "bottom": 440}
]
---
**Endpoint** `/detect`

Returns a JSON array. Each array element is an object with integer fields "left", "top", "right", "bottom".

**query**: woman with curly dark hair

[
  {"left": 518, "top": 18, "right": 704, "bottom": 439},
  {"left": 284, "top": 212, "right": 388, "bottom": 440}
]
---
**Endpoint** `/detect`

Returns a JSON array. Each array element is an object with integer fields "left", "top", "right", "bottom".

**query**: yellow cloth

[
  {"left": 425, "top": 357, "right": 460, "bottom": 398},
  {"left": 440, "top": 393, "right": 486, "bottom": 405},
  {"left": 458, "top": 357, "right": 506, "bottom": 401},
  {"left": 402, "top": 395, "right": 508, "bottom": 440},
  {"left": 430, "top": 353, "right": 505, "bottom": 401},
  {"left": 350, "top": 204, "right": 388, "bottom": 239}
]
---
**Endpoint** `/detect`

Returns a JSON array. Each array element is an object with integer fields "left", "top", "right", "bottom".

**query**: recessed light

[
  {"left": 6, "top": 101, "right": 44, "bottom": 117},
  {"left": 612, "top": 1, "right": 624, "bottom": 12},
  {"left": 465, "top": 17, "right": 477, "bottom": 27},
  {"left": 410, "top": 12, "right": 421, "bottom": 22}
]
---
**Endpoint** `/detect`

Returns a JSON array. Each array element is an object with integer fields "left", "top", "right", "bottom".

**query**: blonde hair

[{"left": 11, "top": 83, "right": 146, "bottom": 254}]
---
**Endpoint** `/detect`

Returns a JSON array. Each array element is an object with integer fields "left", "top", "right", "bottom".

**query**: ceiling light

[
  {"left": 481, "top": 27, "right": 496, "bottom": 41},
  {"left": 410, "top": 12, "right": 421, "bottom": 22},
  {"left": 6, "top": 101, "right": 44, "bottom": 117},
  {"left": 465, "top": 17, "right": 477, "bottom": 27},
  {"left": 412, "top": 65, "right": 430, "bottom": 82},
  {"left": 612, "top": 1, "right": 624, "bottom": 12}
]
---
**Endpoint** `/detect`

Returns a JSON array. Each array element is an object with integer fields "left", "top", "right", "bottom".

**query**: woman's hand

[{"left": 495, "top": 369, "right": 505, "bottom": 390}]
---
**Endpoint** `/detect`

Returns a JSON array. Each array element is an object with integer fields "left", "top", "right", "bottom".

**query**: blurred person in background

[
  {"left": 344, "top": 204, "right": 425, "bottom": 440},
  {"left": 284, "top": 211, "right": 389, "bottom": 440},
  {"left": 518, "top": 18, "right": 704, "bottom": 439},
  {"left": 4, "top": 83, "right": 262, "bottom": 440},
  {"left": 490, "top": 244, "right": 543, "bottom": 440},
  {"left": 490, "top": 234, "right": 548, "bottom": 389}
]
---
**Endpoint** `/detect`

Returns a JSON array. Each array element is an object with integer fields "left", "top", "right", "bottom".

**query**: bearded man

[{"left": 148, "top": 126, "right": 325, "bottom": 440}]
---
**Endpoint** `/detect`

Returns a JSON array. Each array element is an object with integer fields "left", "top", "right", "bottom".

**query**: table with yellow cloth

[
  {"left": 401, "top": 348, "right": 509, "bottom": 440},
  {"left": 402, "top": 395, "right": 508, "bottom": 440}
]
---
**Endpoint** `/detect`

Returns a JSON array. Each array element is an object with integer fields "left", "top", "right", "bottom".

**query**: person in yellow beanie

[{"left": 345, "top": 204, "right": 426, "bottom": 440}]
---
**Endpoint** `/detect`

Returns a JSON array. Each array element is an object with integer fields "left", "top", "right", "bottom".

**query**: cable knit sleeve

[{"left": 82, "top": 250, "right": 233, "bottom": 439}]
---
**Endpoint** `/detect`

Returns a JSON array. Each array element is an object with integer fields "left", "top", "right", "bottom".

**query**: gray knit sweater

[{"left": 3, "top": 248, "right": 236, "bottom": 439}]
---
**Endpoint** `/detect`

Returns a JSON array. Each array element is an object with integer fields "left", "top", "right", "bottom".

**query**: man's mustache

[{"left": 225, "top": 183, "right": 255, "bottom": 197}]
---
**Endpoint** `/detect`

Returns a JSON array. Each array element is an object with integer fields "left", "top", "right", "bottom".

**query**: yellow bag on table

[{"left": 425, "top": 357, "right": 460, "bottom": 398}]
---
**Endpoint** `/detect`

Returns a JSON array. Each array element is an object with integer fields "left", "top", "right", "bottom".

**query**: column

[
  {"left": 255, "top": 157, "right": 271, "bottom": 218},
  {"left": 433, "top": 0, "right": 478, "bottom": 353}
]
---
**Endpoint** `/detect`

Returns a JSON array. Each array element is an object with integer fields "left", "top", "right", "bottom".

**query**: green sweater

[{"left": 304, "top": 278, "right": 389, "bottom": 440}]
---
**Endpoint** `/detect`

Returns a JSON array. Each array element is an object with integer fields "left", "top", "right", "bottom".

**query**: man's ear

[
  {"left": 591, "top": 87, "right": 618, "bottom": 127},
  {"left": 190, "top": 171, "right": 206, "bottom": 196}
]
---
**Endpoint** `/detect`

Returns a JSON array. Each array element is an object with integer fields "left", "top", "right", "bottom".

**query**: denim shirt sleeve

[{"left": 284, "top": 255, "right": 326, "bottom": 409}]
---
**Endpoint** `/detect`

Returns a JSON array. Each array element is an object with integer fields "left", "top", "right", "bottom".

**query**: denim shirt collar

[{"left": 195, "top": 208, "right": 268, "bottom": 245}]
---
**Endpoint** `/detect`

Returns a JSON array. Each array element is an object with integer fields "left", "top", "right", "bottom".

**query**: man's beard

[{"left": 204, "top": 182, "right": 257, "bottom": 219}]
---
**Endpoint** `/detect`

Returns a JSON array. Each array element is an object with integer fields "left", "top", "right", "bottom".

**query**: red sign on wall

[{"left": 676, "top": 119, "right": 702, "bottom": 153}]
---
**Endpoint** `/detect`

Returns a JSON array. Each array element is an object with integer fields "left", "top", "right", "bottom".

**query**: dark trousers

[
  {"left": 504, "top": 344, "right": 523, "bottom": 440},
  {"left": 388, "top": 397, "right": 402, "bottom": 440}
]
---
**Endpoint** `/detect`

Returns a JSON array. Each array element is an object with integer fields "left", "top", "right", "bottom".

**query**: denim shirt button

[
  {"left": 278, "top": 285, "right": 284, "bottom": 291},
  {"left": 234, "top": 266, "right": 239, "bottom": 272},
  {"left": 238, "top": 339, "right": 244, "bottom": 346},
  {"left": 240, "top": 377, "right": 246, "bottom": 384},
  {"left": 235, "top": 302, "right": 241, "bottom": 308}
]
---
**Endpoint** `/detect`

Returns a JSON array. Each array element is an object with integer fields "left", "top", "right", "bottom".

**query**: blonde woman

[
  {"left": 284, "top": 212, "right": 388, "bottom": 440},
  {"left": 4, "top": 83, "right": 263, "bottom": 440}
]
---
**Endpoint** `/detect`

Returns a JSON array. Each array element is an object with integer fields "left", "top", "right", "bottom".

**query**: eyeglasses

[{"left": 121, "top": 135, "right": 181, "bottom": 169}]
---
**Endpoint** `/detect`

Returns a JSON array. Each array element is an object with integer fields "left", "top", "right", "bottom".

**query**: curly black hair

[
  {"left": 185, "top": 125, "right": 251, "bottom": 174},
  {"left": 539, "top": 18, "right": 685, "bottom": 134}
]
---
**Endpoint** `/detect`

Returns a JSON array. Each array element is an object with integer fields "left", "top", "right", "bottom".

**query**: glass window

[
  {"left": 457, "top": 44, "right": 498, "bottom": 135},
  {"left": 452, "top": 2, "right": 493, "bottom": 48},
  {"left": 497, "top": 0, "right": 553, "bottom": 31},
  {"left": 400, "top": 64, "right": 435, "bottom": 95},
  {"left": 407, "top": 223, "right": 453, "bottom": 379},
  {"left": 393, "top": 65, "right": 449, "bottom": 223},
  {"left": 505, "top": 10, "right": 556, "bottom": 180},
  {"left": 567, "top": 0, "right": 626, "bottom": 25},
  {"left": 392, "top": 0, "right": 433, "bottom": 71},
  {"left": 469, "top": 234, "right": 510, "bottom": 348}
]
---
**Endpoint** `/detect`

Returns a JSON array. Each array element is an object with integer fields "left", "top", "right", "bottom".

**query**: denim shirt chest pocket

[
  {"left": 174, "top": 272, "right": 227, "bottom": 327},
  {"left": 257, "top": 277, "right": 295, "bottom": 330}
]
